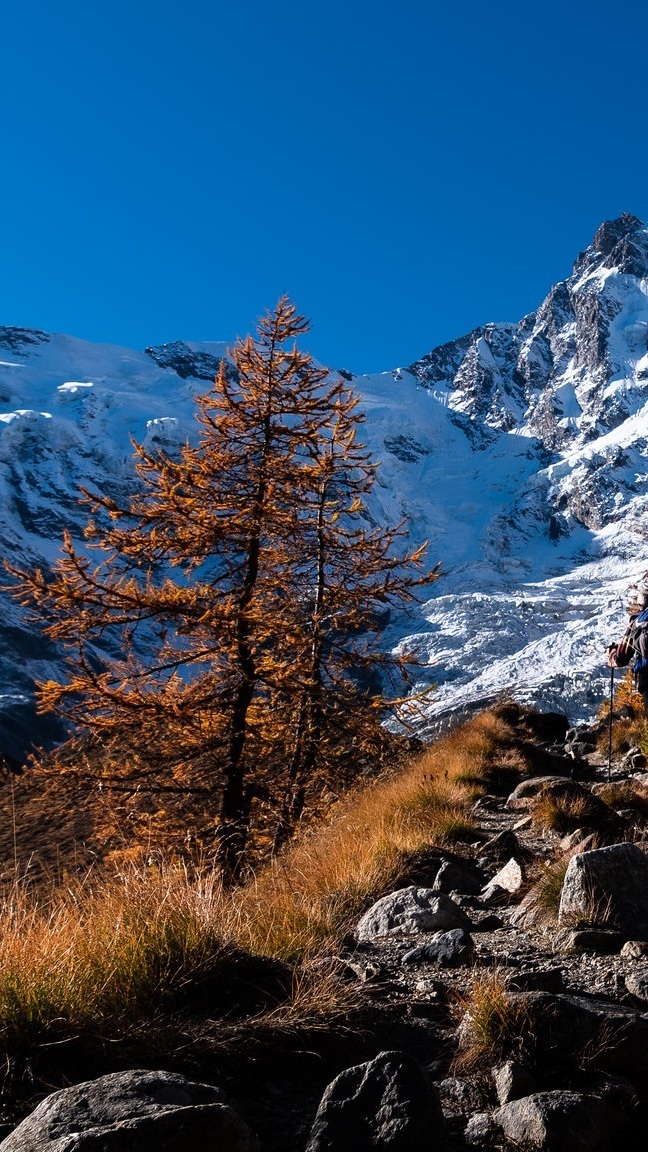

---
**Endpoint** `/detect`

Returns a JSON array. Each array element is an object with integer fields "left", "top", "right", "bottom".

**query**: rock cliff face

[{"left": 2, "top": 215, "right": 648, "bottom": 756}]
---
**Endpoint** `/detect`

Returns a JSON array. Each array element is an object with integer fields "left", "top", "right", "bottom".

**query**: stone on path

[
  {"left": 506, "top": 777, "right": 564, "bottom": 809},
  {"left": 402, "top": 929, "right": 475, "bottom": 967},
  {"left": 432, "top": 859, "right": 484, "bottom": 895},
  {"left": 624, "top": 968, "right": 648, "bottom": 1002},
  {"left": 356, "top": 888, "right": 471, "bottom": 942},
  {"left": 481, "top": 857, "right": 524, "bottom": 900}
]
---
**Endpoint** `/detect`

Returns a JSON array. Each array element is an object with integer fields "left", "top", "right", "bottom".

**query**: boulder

[
  {"left": 458, "top": 990, "right": 648, "bottom": 1082},
  {"left": 471, "top": 912, "right": 505, "bottom": 932},
  {"left": 481, "top": 857, "right": 524, "bottom": 900},
  {"left": 464, "top": 1111, "right": 497, "bottom": 1146},
  {"left": 506, "top": 968, "right": 565, "bottom": 994},
  {"left": 559, "top": 830, "right": 598, "bottom": 854},
  {"left": 435, "top": 1076, "right": 485, "bottom": 1119},
  {"left": 494, "top": 1091, "right": 618, "bottom": 1152},
  {"left": 558, "top": 842, "right": 648, "bottom": 938},
  {"left": 515, "top": 992, "right": 648, "bottom": 1080},
  {"left": 402, "top": 929, "right": 475, "bottom": 967},
  {"left": 432, "top": 859, "right": 484, "bottom": 895},
  {"left": 356, "top": 888, "right": 471, "bottom": 942},
  {"left": 493, "top": 1060, "right": 538, "bottom": 1105},
  {"left": 305, "top": 1050, "right": 448, "bottom": 1152},
  {"left": 506, "top": 777, "right": 565, "bottom": 809},
  {"left": 624, "top": 968, "right": 648, "bottom": 1002},
  {"left": 0, "top": 1069, "right": 255, "bottom": 1152},
  {"left": 621, "top": 940, "right": 648, "bottom": 959}
]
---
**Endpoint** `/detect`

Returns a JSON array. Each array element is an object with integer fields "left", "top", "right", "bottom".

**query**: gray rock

[
  {"left": 402, "top": 929, "right": 475, "bottom": 967},
  {"left": 464, "top": 1111, "right": 497, "bottom": 1146},
  {"left": 567, "top": 741, "right": 591, "bottom": 759},
  {"left": 586, "top": 1072, "right": 642, "bottom": 1114},
  {"left": 482, "top": 857, "right": 524, "bottom": 899},
  {"left": 621, "top": 939, "right": 648, "bottom": 958},
  {"left": 624, "top": 968, "right": 648, "bottom": 1002},
  {"left": 509, "top": 890, "right": 545, "bottom": 929},
  {"left": 558, "top": 842, "right": 648, "bottom": 938},
  {"left": 559, "top": 830, "right": 597, "bottom": 853},
  {"left": 494, "top": 1091, "right": 618, "bottom": 1152},
  {"left": 0, "top": 1069, "right": 255, "bottom": 1152},
  {"left": 432, "top": 859, "right": 484, "bottom": 895},
  {"left": 553, "top": 928, "right": 624, "bottom": 954},
  {"left": 305, "top": 1050, "right": 448, "bottom": 1152},
  {"left": 356, "top": 887, "right": 471, "bottom": 942},
  {"left": 512, "top": 992, "right": 648, "bottom": 1079},
  {"left": 506, "top": 777, "right": 564, "bottom": 809},
  {"left": 512, "top": 815, "right": 533, "bottom": 831},
  {"left": 493, "top": 1060, "right": 538, "bottom": 1105},
  {"left": 435, "top": 1076, "right": 485, "bottom": 1119},
  {"left": 472, "top": 913, "right": 505, "bottom": 932},
  {"left": 506, "top": 968, "right": 565, "bottom": 993},
  {"left": 480, "top": 829, "right": 526, "bottom": 860},
  {"left": 479, "top": 883, "right": 510, "bottom": 908}
]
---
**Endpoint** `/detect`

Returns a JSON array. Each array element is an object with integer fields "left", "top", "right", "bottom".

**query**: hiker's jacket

[{"left": 613, "top": 607, "right": 648, "bottom": 690}]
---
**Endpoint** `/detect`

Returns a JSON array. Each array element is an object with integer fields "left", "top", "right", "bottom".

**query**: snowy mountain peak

[
  {"left": 576, "top": 212, "right": 648, "bottom": 278},
  {"left": 2, "top": 218, "right": 648, "bottom": 757}
]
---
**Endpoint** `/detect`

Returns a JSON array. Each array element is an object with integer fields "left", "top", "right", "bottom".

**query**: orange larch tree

[{"left": 9, "top": 299, "right": 436, "bottom": 880}]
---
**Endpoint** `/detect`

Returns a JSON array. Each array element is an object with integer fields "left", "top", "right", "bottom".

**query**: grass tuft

[
  {"left": 530, "top": 858, "right": 569, "bottom": 919},
  {"left": 532, "top": 793, "right": 594, "bottom": 835},
  {"left": 453, "top": 971, "right": 535, "bottom": 1072}
]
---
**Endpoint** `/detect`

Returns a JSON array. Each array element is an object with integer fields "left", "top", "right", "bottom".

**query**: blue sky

[{"left": 2, "top": 0, "right": 648, "bottom": 373}]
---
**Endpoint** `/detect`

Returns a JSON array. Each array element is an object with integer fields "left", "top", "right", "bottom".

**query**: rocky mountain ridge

[{"left": 2, "top": 214, "right": 648, "bottom": 755}]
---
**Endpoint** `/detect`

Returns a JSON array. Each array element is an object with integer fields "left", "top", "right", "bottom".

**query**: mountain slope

[{"left": 2, "top": 215, "right": 648, "bottom": 758}]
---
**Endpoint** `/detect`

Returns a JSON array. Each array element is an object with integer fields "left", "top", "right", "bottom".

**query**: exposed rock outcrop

[{"left": 0, "top": 1070, "right": 256, "bottom": 1152}]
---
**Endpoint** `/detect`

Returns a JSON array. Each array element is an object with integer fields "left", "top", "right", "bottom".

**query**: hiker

[{"left": 608, "top": 575, "right": 648, "bottom": 716}]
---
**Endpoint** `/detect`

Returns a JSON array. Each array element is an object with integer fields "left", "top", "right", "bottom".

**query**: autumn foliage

[{"left": 10, "top": 299, "right": 435, "bottom": 879}]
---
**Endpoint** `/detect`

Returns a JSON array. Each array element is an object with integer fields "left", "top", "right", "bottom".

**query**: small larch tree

[{"left": 9, "top": 299, "right": 436, "bottom": 880}]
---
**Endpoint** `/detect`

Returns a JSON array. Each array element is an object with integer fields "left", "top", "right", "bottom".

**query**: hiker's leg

[{"left": 642, "top": 693, "right": 648, "bottom": 718}]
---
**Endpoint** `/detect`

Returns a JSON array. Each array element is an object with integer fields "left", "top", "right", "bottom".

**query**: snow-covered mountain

[{"left": 2, "top": 213, "right": 648, "bottom": 759}]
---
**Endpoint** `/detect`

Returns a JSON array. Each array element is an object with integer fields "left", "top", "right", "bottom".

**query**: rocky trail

[{"left": 6, "top": 705, "right": 648, "bottom": 1150}]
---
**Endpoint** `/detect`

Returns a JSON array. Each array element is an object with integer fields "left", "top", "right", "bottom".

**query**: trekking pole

[{"left": 607, "top": 665, "right": 615, "bottom": 782}]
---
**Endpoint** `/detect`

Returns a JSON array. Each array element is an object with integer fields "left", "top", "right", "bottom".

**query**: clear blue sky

[{"left": 2, "top": 0, "right": 647, "bottom": 374}]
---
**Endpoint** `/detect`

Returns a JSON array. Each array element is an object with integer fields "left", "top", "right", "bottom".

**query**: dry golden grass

[
  {"left": 453, "top": 971, "right": 535, "bottom": 1072},
  {"left": 528, "top": 858, "right": 570, "bottom": 920},
  {"left": 232, "top": 723, "right": 508, "bottom": 961},
  {"left": 0, "top": 864, "right": 242, "bottom": 1046},
  {"left": 598, "top": 719, "right": 646, "bottom": 757},
  {"left": 531, "top": 792, "right": 594, "bottom": 834},
  {"left": 0, "top": 705, "right": 530, "bottom": 1048},
  {"left": 415, "top": 709, "right": 526, "bottom": 787},
  {"left": 595, "top": 779, "right": 648, "bottom": 816},
  {"left": 233, "top": 783, "right": 474, "bottom": 962}
]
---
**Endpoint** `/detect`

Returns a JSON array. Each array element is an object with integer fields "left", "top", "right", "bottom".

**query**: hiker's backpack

[{"left": 616, "top": 608, "right": 648, "bottom": 684}]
